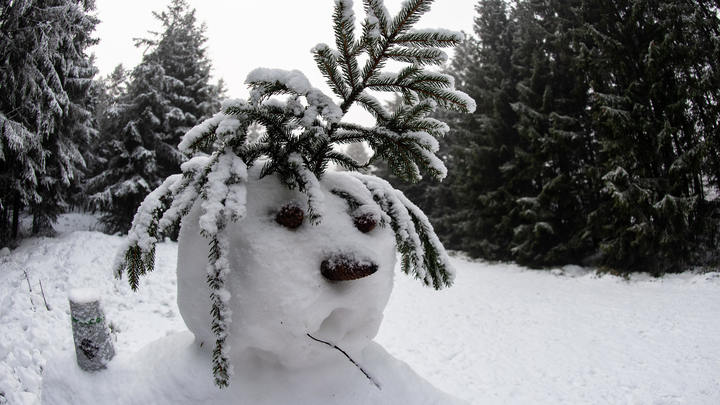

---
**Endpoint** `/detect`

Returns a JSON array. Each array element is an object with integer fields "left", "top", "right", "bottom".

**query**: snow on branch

[
  {"left": 114, "top": 174, "right": 181, "bottom": 289},
  {"left": 350, "top": 172, "right": 455, "bottom": 289},
  {"left": 394, "top": 28, "right": 464, "bottom": 47}
]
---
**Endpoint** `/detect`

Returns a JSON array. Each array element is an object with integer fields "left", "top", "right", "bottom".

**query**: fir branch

[
  {"left": 385, "top": 46, "right": 448, "bottom": 65},
  {"left": 362, "top": 0, "right": 390, "bottom": 35},
  {"left": 115, "top": 175, "right": 180, "bottom": 290},
  {"left": 388, "top": 0, "right": 434, "bottom": 39},
  {"left": 356, "top": 92, "right": 391, "bottom": 121},
  {"left": 158, "top": 168, "right": 205, "bottom": 235},
  {"left": 206, "top": 230, "right": 233, "bottom": 388},
  {"left": 290, "top": 153, "right": 325, "bottom": 223},
  {"left": 411, "top": 87, "right": 475, "bottom": 112},
  {"left": 331, "top": 129, "right": 371, "bottom": 144},
  {"left": 394, "top": 29, "right": 463, "bottom": 48},
  {"left": 394, "top": 98, "right": 438, "bottom": 122},
  {"left": 350, "top": 172, "right": 455, "bottom": 289},
  {"left": 330, "top": 189, "right": 364, "bottom": 211},
  {"left": 333, "top": 0, "right": 361, "bottom": 91},
  {"left": 312, "top": 44, "right": 349, "bottom": 99},
  {"left": 327, "top": 150, "right": 367, "bottom": 171},
  {"left": 407, "top": 71, "right": 455, "bottom": 89}
]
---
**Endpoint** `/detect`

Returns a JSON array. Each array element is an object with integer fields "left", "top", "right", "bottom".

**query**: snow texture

[
  {"left": 246, "top": 68, "right": 313, "bottom": 95},
  {"left": 245, "top": 68, "right": 343, "bottom": 124},
  {"left": 0, "top": 214, "right": 718, "bottom": 404}
]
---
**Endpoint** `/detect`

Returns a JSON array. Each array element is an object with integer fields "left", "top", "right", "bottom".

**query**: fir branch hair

[{"left": 115, "top": 0, "right": 474, "bottom": 388}]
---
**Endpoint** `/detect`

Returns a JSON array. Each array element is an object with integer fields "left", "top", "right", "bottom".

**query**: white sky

[{"left": 91, "top": 0, "right": 478, "bottom": 124}]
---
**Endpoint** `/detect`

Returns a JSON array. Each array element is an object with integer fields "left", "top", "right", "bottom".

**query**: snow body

[{"left": 42, "top": 169, "right": 465, "bottom": 404}]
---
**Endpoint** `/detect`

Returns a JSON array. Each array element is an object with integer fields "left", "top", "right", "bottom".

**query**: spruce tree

[
  {"left": 435, "top": 0, "right": 720, "bottom": 272},
  {"left": 582, "top": 0, "right": 720, "bottom": 273},
  {"left": 88, "top": 64, "right": 129, "bottom": 177},
  {"left": 435, "top": 0, "right": 527, "bottom": 259},
  {"left": 34, "top": 11, "right": 100, "bottom": 232},
  {"left": 115, "top": 0, "right": 474, "bottom": 387},
  {"left": 86, "top": 0, "right": 224, "bottom": 233},
  {"left": 507, "top": 0, "right": 597, "bottom": 266},
  {"left": 0, "top": 0, "right": 99, "bottom": 243}
]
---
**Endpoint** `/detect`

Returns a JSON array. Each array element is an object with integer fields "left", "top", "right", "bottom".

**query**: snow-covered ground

[{"left": 1, "top": 214, "right": 719, "bottom": 404}]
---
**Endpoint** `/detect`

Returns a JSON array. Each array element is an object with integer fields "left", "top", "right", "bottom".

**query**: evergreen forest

[
  {"left": 2, "top": 0, "right": 719, "bottom": 275},
  {"left": 393, "top": 0, "right": 720, "bottom": 274}
]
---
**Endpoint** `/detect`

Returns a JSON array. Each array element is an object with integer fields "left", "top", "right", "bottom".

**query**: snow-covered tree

[
  {"left": 86, "top": 0, "right": 224, "bottom": 233},
  {"left": 115, "top": 0, "right": 474, "bottom": 387},
  {"left": 504, "top": 0, "right": 597, "bottom": 266},
  {"left": 0, "top": 0, "right": 99, "bottom": 243},
  {"left": 428, "top": 0, "right": 720, "bottom": 273},
  {"left": 432, "top": 0, "right": 526, "bottom": 259},
  {"left": 582, "top": 0, "right": 720, "bottom": 273},
  {"left": 87, "top": 65, "right": 129, "bottom": 177}
]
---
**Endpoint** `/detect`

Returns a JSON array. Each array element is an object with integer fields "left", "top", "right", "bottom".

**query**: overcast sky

[{"left": 91, "top": 0, "right": 478, "bottom": 123}]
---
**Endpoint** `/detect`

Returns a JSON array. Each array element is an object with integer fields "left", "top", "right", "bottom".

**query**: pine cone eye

[
  {"left": 276, "top": 204, "right": 304, "bottom": 229},
  {"left": 353, "top": 212, "right": 377, "bottom": 233}
]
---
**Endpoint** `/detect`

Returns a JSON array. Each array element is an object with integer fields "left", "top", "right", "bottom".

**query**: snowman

[{"left": 43, "top": 1, "right": 475, "bottom": 403}]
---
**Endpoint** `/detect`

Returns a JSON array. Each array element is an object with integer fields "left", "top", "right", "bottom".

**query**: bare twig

[
  {"left": 23, "top": 269, "right": 36, "bottom": 312},
  {"left": 39, "top": 279, "right": 51, "bottom": 311},
  {"left": 306, "top": 333, "right": 381, "bottom": 390}
]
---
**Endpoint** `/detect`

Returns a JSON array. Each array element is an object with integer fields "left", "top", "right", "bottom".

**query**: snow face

[{"left": 176, "top": 167, "right": 397, "bottom": 368}]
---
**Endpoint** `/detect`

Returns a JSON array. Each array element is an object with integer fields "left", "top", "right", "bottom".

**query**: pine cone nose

[{"left": 321, "top": 255, "right": 378, "bottom": 281}]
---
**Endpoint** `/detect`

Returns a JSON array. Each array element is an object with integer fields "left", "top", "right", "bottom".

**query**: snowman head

[
  {"left": 176, "top": 167, "right": 398, "bottom": 368},
  {"left": 116, "top": 2, "right": 474, "bottom": 386}
]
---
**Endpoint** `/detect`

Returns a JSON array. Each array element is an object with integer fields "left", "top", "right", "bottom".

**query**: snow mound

[{"left": 42, "top": 331, "right": 462, "bottom": 405}]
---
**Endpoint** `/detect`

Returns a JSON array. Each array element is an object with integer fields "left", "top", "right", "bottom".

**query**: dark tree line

[{"left": 388, "top": 0, "right": 720, "bottom": 274}]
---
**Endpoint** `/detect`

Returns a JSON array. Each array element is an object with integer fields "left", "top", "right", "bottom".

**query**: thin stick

[
  {"left": 23, "top": 269, "right": 36, "bottom": 312},
  {"left": 306, "top": 333, "right": 381, "bottom": 390},
  {"left": 39, "top": 279, "right": 51, "bottom": 311}
]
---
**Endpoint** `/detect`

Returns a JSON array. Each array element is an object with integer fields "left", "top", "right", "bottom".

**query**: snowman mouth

[
  {"left": 320, "top": 253, "right": 378, "bottom": 281},
  {"left": 306, "top": 332, "right": 381, "bottom": 389}
]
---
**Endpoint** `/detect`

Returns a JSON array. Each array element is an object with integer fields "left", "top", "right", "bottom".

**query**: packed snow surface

[{"left": 1, "top": 214, "right": 719, "bottom": 404}]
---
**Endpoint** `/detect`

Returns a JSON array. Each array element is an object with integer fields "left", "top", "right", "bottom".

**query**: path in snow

[{"left": 1, "top": 215, "right": 719, "bottom": 404}]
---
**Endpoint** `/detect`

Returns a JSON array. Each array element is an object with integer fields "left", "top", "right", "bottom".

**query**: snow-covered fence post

[{"left": 69, "top": 289, "right": 115, "bottom": 371}]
